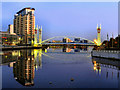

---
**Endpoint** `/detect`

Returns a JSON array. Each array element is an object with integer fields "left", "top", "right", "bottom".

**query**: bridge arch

[{"left": 41, "top": 36, "right": 94, "bottom": 44}]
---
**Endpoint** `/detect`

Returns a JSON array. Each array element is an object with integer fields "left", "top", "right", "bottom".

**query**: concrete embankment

[{"left": 91, "top": 50, "right": 120, "bottom": 60}]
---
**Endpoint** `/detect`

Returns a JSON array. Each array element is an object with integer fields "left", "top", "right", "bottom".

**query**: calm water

[{"left": 1, "top": 46, "right": 120, "bottom": 88}]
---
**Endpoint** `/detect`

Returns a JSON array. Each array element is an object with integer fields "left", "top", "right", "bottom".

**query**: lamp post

[
  {"left": 107, "top": 33, "right": 109, "bottom": 48},
  {"left": 112, "top": 33, "right": 114, "bottom": 48}
]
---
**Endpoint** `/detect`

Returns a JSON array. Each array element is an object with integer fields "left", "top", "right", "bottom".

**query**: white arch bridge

[{"left": 37, "top": 36, "right": 96, "bottom": 46}]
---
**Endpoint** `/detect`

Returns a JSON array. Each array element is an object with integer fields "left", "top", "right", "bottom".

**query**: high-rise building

[{"left": 14, "top": 7, "right": 35, "bottom": 44}]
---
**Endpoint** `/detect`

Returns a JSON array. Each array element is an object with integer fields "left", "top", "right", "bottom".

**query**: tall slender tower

[
  {"left": 34, "top": 25, "right": 38, "bottom": 45},
  {"left": 97, "top": 24, "right": 101, "bottom": 46},
  {"left": 39, "top": 26, "right": 42, "bottom": 44}
]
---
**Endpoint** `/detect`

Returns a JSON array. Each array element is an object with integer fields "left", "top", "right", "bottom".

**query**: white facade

[{"left": 8, "top": 24, "right": 16, "bottom": 35}]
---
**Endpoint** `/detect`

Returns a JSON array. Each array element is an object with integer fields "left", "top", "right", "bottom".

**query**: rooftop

[{"left": 17, "top": 7, "right": 35, "bottom": 14}]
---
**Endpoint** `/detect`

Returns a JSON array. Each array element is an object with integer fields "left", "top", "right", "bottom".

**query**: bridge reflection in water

[
  {"left": 1, "top": 46, "right": 120, "bottom": 87},
  {"left": 1, "top": 46, "right": 90, "bottom": 86}
]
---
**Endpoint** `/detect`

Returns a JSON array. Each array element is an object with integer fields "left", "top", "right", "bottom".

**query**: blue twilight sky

[{"left": 2, "top": 2, "right": 118, "bottom": 41}]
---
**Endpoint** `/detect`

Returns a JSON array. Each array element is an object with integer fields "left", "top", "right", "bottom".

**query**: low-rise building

[
  {"left": 0, "top": 31, "right": 18, "bottom": 45},
  {"left": 74, "top": 38, "right": 80, "bottom": 43},
  {"left": 8, "top": 24, "right": 16, "bottom": 35},
  {"left": 63, "top": 38, "right": 72, "bottom": 43}
]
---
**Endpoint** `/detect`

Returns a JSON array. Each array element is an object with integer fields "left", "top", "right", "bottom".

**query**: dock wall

[{"left": 91, "top": 50, "right": 120, "bottom": 60}]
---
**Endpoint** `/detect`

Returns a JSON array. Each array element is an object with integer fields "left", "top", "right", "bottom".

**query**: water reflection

[
  {"left": 62, "top": 46, "right": 88, "bottom": 52},
  {"left": 1, "top": 46, "right": 91, "bottom": 87},
  {"left": 63, "top": 47, "right": 72, "bottom": 52},
  {"left": 1, "top": 46, "right": 119, "bottom": 88},
  {"left": 92, "top": 57, "right": 120, "bottom": 79},
  {"left": 13, "top": 50, "right": 35, "bottom": 86},
  {"left": 64, "top": 46, "right": 88, "bottom": 52},
  {"left": 93, "top": 60, "right": 101, "bottom": 74},
  {"left": 2, "top": 49, "right": 43, "bottom": 86}
]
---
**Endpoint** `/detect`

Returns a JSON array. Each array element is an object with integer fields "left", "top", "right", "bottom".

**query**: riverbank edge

[
  {"left": 1, "top": 46, "right": 47, "bottom": 51},
  {"left": 92, "top": 56, "right": 120, "bottom": 61},
  {"left": 91, "top": 50, "right": 120, "bottom": 60}
]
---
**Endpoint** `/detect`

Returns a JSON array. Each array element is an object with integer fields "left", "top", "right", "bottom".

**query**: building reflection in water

[
  {"left": 2, "top": 51, "right": 19, "bottom": 66},
  {"left": 12, "top": 49, "right": 42, "bottom": 86},
  {"left": 2, "top": 46, "right": 90, "bottom": 87},
  {"left": 63, "top": 47, "right": 72, "bottom": 52},
  {"left": 62, "top": 46, "right": 88, "bottom": 52},
  {"left": 93, "top": 61, "right": 101, "bottom": 75},
  {"left": 34, "top": 49, "right": 42, "bottom": 70},
  {"left": 92, "top": 57, "right": 120, "bottom": 79}
]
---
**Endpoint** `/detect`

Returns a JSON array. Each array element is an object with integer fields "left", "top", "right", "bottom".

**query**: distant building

[
  {"left": 83, "top": 40, "right": 88, "bottom": 43},
  {"left": 115, "top": 36, "right": 120, "bottom": 48},
  {"left": 63, "top": 38, "right": 72, "bottom": 43},
  {"left": 63, "top": 38, "right": 67, "bottom": 43},
  {"left": 102, "top": 35, "right": 120, "bottom": 48},
  {"left": 52, "top": 40, "right": 62, "bottom": 43},
  {"left": 14, "top": 7, "right": 35, "bottom": 44},
  {"left": 8, "top": 24, "right": 16, "bottom": 35},
  {"left": 74, "top": 38, "right": 80, "bottom": 43},
  {"left": 80, "top": 40, "right": 83, "bottom": 43}
]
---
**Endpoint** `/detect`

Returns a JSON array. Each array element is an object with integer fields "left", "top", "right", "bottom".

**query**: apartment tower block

[{"left": 14, "top": 7, "right": 35, "bottom": 44}]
